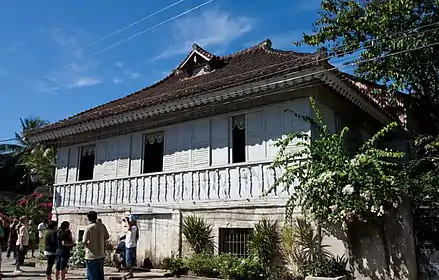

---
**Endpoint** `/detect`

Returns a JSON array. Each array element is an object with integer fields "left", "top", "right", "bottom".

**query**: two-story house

[{"left": 26, "top": 39, "right": 405, "bottom": 265}]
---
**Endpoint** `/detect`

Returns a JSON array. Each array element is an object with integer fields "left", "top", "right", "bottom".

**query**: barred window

[{"left": 219, "top": 228, "right": 252, "bottom": 258}]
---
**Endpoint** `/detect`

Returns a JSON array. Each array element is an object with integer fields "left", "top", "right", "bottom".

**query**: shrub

[
  {"left": 162, "top": 252, "right": 187, "bottom": 275},
  {"left": 70, "top": 241, "right": 86, "bottom": 268},
  {"left": 182, "top": 215, "right": 214, "bottom": 254},
  {"left": 248, "top": 218, "right": 280, "bottom": 267},
  {"left": 299, "top": 255, "right": 349, "bottom": 278},
  {"left": 184, "top": 252, "right": 219, "bottom": 278}
]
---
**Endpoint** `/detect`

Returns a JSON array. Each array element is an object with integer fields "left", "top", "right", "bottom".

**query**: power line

[
  {"left": 91, "top": 0, "right": 214, "bottom": 56},
  {"left": 50, "top": 39, "right": 439, "bottom": 144},
  {"left": 0, "top": 138, "right": 17, "bottom": 143},
  {"left": 79, "top": 0, "right": 187, "bottom": 52},
  {"left": 110, "top": 24, "right": 439, "bottom": 110}
]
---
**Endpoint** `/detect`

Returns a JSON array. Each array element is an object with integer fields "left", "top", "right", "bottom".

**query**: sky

[{"left": 0, "top": 0, "right": 324, "bottom": 142}]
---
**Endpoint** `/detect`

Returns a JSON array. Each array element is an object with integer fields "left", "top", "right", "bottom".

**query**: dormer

[{"left": 176, "top": 43, "right": 222, "bottom": 77}]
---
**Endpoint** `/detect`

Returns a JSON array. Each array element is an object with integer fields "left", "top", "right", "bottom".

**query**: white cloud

[
  {"left": 115, "top": 62, "right": 124, "bottom": 68},
  {"left": 39, "top": 28, "right": 103, "bottom": 92},
  {"left": 155, "top": 9, "right": 253, "bottom": 60},
  {"left": 112, "top": 77, "right": 124, "bottom": 84}
]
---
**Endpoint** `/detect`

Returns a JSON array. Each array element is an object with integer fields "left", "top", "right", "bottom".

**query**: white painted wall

[{"left": 55, "top": 98, "right": 311, "bottom": 184}]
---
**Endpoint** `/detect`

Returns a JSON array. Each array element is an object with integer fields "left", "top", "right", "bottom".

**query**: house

[{"left": 26, "top": 39, "right": 406, "bottom": 265}]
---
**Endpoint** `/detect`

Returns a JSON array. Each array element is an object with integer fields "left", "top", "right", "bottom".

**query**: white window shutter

[
  {"left": 116, "top": 135, "right": 131, "bottom": 177},
  {"left": 55, "top": 148, "right": 69, "bottom": 184},
  {"left": 175, "top": 123, "right": 191, "bottom": 170},
  {"left": 104, "top": 138, "right": 117, "bottom": 178},
  {"left": 210, "top": 117, "right": 229, "bottom": 166},
  {"left": 130, "top": 134, "right": 143, "bottom": 175},
  {"left": 67, "top": 147, "right": 79, "bottom": 182},
  {"left": 163, "top": 128, "right": 177, "bottom": 172},
  {"left": 94, "top": 142, "right": 106, "bottom": 180},
  {"left": 264, "top": 107, "right": 282, "bottom": 160},
  {"left": 246, "top": 111, "right": 265, "bottom": 162},
  {"left": 191, "top": 119, "right": 210, "bottom": 168}
]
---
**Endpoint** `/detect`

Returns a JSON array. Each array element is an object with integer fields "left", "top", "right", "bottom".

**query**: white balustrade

[{"left": 53, "top": 161, "right": 289, "bottom": 208}]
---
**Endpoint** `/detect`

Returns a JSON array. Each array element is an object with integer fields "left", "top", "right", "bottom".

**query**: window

[
  {"left": 78, "top": 145, "right": 95, "bottom": 181},
  {"left": 219, "top": 228, "right": 253, "bottom": 258},
  {"left": 143, "top": 132, "right": 164, "bottom": 174},
  {"left": 77, "top": 230, "right": 85, "bottom": 242},
  {"left": 231, "top": 115, "right": 246, "bottom": 163}
]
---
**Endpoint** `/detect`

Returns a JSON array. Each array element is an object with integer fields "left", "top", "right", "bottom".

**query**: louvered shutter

[
  {"left": 55, "top": 148, "right": 69, "bottom": 184},
  {"left": 264, "top": 107, "right": 283, "bottom": 160},
  {"left": 175, "top": 123, "right": 191, "bottom": 170},
  {"left": 191, "top": 119, "right": 210, "bottom": 168},
  {"left": 116, "top": 135, "right": 131, "bottom": 177},
  {"left": 130, "top": 133, "right": 143, "bottom": 175},
  {"left": 210, "top": 117, "right": 229, "bottom": 166},
  {"left": 104, "top": 138, "right": 117, "bottom": 178},
  {"left": 94, "top": 142, "right": 106, "bottom": 180},
  {"left": 246, "top": 111, "right": 265, "bottom": 161},
  {"left": 163, "top": 128, "right": 177, "bottom": 172},
  {"left": 67, "top": 147, "right": 79, "bottom": 182}
]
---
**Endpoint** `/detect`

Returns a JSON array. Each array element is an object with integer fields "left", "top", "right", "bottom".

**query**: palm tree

[{"left": 0, "top": 117, "right": 50, "bottom": 193}]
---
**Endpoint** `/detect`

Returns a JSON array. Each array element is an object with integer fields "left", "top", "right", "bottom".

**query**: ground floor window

[{"left": 219, "top": 228, "right": 253, "bottom": 258}]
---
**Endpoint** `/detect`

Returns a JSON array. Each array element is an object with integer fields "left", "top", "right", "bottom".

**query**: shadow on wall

[{"left": 327, "top": 201, "right": 417, "bottom": 280}]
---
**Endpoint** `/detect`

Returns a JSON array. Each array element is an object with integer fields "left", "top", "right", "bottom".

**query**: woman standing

[
  {"left": 44, "top": 221, "right": 58, "bottom": 280},
  {"left": 55, "top": 221, "right": 76, "bottom": 280},
  {"left": 124, "top": 215, "right": 139, "bottom": 279},
  {"left": 28, "top": 220, "right": 37, "bottom": 258}
]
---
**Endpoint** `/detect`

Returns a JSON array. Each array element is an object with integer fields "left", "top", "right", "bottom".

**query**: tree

[
  {"left": 301, "top": 0, "right": 439, "bottom": 136},
  {"left": 0, "top": 117, "right": 51, "bottom": 193}
]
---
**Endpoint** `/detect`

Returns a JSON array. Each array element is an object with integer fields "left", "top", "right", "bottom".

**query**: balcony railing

[{"left": 53, "top": 161, "right": 289, "bottom": 208}]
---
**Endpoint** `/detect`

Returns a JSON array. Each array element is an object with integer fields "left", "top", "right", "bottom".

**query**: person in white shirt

[
  {"left": 124, "top": 215, "right": 139, "bottom": 279},
  {"left": 37, "top": 219, "right": 49, "bottom": 240},
  {"left": 15, "top": 216, "right": 29, "bottom": 275}
]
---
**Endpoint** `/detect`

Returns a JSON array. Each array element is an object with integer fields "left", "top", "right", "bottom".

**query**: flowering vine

[{"left": 271, "top": 97, "right": 405, "bottom": 225}]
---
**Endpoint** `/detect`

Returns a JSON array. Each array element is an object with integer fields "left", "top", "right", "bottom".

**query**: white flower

[
  {"left": 392, "top": 202, "right": 398, "bottom": 208},
  {"left": 377, "top": 206, "right": 385, "bottom": 217},
  {"left": 342, "top": 184, "right": 354, "bottom": 195},
  {"left": 371, "top": 206, "right": 378, "bottom": 213},
  {"left": 329, "top": 205, "right": 337, "bottom": 212}
]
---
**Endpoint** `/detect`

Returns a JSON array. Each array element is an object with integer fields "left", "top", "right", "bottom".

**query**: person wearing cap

[
  {"left": 124, "top": 215, "right": 139, "bottom": 279},
  {"left": 112, "top": 235, "right": 126, "bottom": 272}
]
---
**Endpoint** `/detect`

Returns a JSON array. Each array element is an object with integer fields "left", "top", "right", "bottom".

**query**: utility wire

[
  {"left": 79, "top": 0, "right": 187, "bottom": 52},
  {"left": 50, "top": 39, "right": 439, "bottom": 143},
  {"left": 91, "top": 0, "right": 214, "bottom": 56},
  {"left": 109, "top": 24, "right": 439, "bottom": 110}
]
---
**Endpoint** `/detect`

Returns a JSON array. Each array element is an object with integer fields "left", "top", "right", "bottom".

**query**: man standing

[
  {"left": 83, "top": 211, "right": 109, "bottom": 280},
  {"left": 14, "top": 216, "right": 29, "bottom": 275},
  {"left": 6, "top": 218, "right": 18, "bottom": 259}
]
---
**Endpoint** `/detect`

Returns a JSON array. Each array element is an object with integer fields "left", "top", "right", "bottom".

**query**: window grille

[{"left": 219, "top": 228, "right": 252, "bottom": 258}]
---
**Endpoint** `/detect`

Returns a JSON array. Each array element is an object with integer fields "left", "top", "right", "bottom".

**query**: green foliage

[
  {"left": 248, "top": 218, "right": 280, "bottom": 267},
  {"left": 38, "top": 231, "right": 47, "bottom": 260},
  {"left": 184, "top": 252, "right": 219, "bottom": 278},
  {"left": 183, "top": 253, "right": 266, "bottom": 279},
  {"left": 302, "top": 0, "right": 439, "bottom": 134},
  {"left": 162, "top": 252, "right": 188, "bottom": 275},
  {"left": 299, "top": 255, "right": 349, "bottom": 278},
  {"left": 70, "top": 242, "right": 86, "bottom": 268},
  {"left": 182, "top": 215, "right": 214, "bottom": 254},
  {"left": 272, "top": 97, "right": 404, "bottom": 224},
  {"left": 20, "top": 145, "right": 55, "bottom": 188}
]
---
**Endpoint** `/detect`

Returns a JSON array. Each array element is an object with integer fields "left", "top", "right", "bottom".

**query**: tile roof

[
  {"left": 31, "top": 39, "right": 322, "bottom": 134},
  {"left": 28, "top": 39, "right": 401, "bottom": 136}
]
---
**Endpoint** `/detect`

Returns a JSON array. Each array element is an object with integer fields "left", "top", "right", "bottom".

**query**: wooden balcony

[{"left": 53, "top": 161, "right": 289, "bottom": 209}]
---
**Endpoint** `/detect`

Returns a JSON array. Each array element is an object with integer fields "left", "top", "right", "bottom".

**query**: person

[
  {"left": 83, "top": 211, "right": 109, "bottom": 280},
  {"left": 124, "top": 215, "right": 139, "bottom": 279},
  {"left": 6, "top": 218, "right": 18, "bottom": 259},
  {"left": 112, "top": 235, "right": 126, "bottom": 272},
  {"left": 55, "top": 221, "right": 75, "bottom": 280},
  {"left": 14, "top": 216, "right": 29, "bottom": 275},
  {"left": 38, "top": 219, "right": 49, "bottom": 242},
  {"left": 44, "top": 221, "right": 58, "bottom": 280},
  {"left": 28, "top": 220, "right": 37, "bottom": 258}
]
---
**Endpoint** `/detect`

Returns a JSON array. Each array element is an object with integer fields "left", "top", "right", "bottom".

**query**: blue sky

[{"left": 0, "top": 0, "right": 323, "bottom": 141}]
